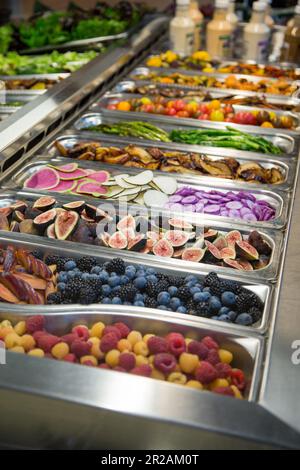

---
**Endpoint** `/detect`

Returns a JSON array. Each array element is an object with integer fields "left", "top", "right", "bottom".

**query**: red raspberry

[
  {"left": 215, "top": 362, "right": 232, "bottom": 378},
  {"left": 187, "top": 340, "right": 208, "bottom": 360},
  {"left": 37, "top": 334, "right": 61, "bottom": 353},
  {"left": 114, "top": 366, "right": 126, "bottom": 372},
  {"left": 113, "top": 322, "right": 131, "bottom": 338},
  {"left": 201, "top": 336, "right": 219, "bottom": 350},
  {"left": 213, "top": 386, "right": 235, "bottom": 397},
  {"left": 26, "top": 315, "right": 45, "bottom": 333},
  {"left": 61, "top": 333, "right": 78, "bottom": 346},
  {"left": 167, "top": 335, "right": 186, "bottom": 357},
  {"left": 102, "top": 325, "right": 122, "bottom": 340},
  {"left": 71, "top": 339, "right": 91, "bottom": 358},
  {"left": 119, "top": 352, "right": 136, "bottom": 371},
  {"left": 83, "top": 360, "right": 95, "bottom": 367},
  {"left": 195, "top": 361, "right": 218, "bottom": 384},
  {"left": 154, "top": 353, "right": 177, "bottom": 374},
  {"left": 33, "top": 330, "right": 46, "bottom": 342},
  {"left": 63, "top": 353, "right": 77, "bottom": 363},
  {"left": 72, "top": 325, "right": 89, "bottom": 341},
  {"left": 206, "top": 349, "right": 220, "bottom": 365},
  {"left": 98, "top": 363, "right": 110, "bottom": 369},
  {"left": 147, "top": 336, "right": 168, "bottom": 354},
  {"left": 165, "top": 332, "right": 184, "bottom": 343},
  {"left": 100, "top": 333, "right": 118, "bottom": 353},
  {"left": 131, "top": 365, "right": 152, "bottom": 377},
  {"left": 230, "top": 368, "right": 246, "bottom": 391}
]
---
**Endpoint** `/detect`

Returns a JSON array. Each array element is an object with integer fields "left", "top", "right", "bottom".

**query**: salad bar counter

[{"left": 0, "top": 16, "right": 299, "bottom": 450}]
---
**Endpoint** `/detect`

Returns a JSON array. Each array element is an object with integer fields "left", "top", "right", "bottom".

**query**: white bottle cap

[
  {"left": 253, "top": 1, "right": 267, "bottom": 11},
  {"left": 176, "top": 0, "right": 190, "bottom": 5},
  {"left": 296, "top": 5, "right": 300, "bottom": 14},
  {"left": 215, "top": 0, "right": 229, "bottom": 8}
]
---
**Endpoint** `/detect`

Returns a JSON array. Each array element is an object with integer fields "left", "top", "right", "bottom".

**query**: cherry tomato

[
  {"left": 176, "top": 110, "right": 190, "bottom": 118},
  {"left": 117, "top": 101, "right": 131, "bottom": 111},
  {"left": 198, "top": 113, "right": 210, "bottom": 120},
  {"left": 208, "top": 99, "right": 221, "bottom": 110},
  {"left": 107, "top": 104, "right": 117, "bottom": 110},
  {"left": 173, "top": 99, "right": 185, "bottom": 111},
  {"left": 167, "top": 107, "right": 177, "bottom": 116},
  {"left": 234, "top": 111, "right": 257, "bottom": 125},
  {"left": 153, "top": 104, "right": 165, "bottom": 114},
  {"left": 166, "top": 100, "right": 175, "bottom": 109},
  {"left": 200, "top": 103, "right": 209, "bottom": 114},
  {"left": 224, "top": 104, "right": 234, "bottom": 115},
  {"left": 141, "top": 103, "right": 154, "bottom": 113},
  {"left": 210, "top": 110, "right": 225, "bottom": 121},
  {"left": 186, "top": 102, "right": 198, "bottom": 114}
]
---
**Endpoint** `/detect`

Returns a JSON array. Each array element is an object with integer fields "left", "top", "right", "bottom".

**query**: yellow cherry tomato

[
  {"left": 117, "top": 101, "right": 131, "bottom": 112},
  {"left": 163, "top": 50, "right": 178, "bottom": 63},
  {"left": 140, "top": 97, "right": 152, "bottom": 105},
  {"left": 202, "top": 67, "right": 215, "bottom": 73},
  {"left": 208, "top": 99, "right": 221, "bottom": 110},
  {"left": 210, "top": 110, "right": 225, "bottom": 121},
  {"left": 146, "top": 57, "right": 162, "bottom": 67},
  {"left": 192, "top": 51, "right": 211, "bottom": 62},
  {"left": 261, "top": 121, "right": 274, "bottom": 128}
]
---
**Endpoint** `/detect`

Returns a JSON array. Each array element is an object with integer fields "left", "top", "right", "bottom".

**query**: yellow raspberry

[
  {"left": 117, "top": 338, "right": 132, "bottom": 352},
  {"left": 179, "top": 352, "right": 199, "bottom": 374},
  {"left": 127, "top": 330, "right": 143, "bottom": 346},
  {"left": 133, "top": 341, "right": 149, "bottom": 357},
  {"left": 186, "top": 380, "right": 203, "bottom": 390},
  {"left": 167, "top": 372, "right": 187, "bottom": 385},
  {"left": 105, "top": 349, "right": 120, "bottom": 367},
  {"left": 81, "top": 355, "right": 98, "bottom": 366},
  {"left": 20, "top": 334, "right": 36, "bottom": 352},
  {"left": 51, "top": 342, "right": 69, "bottom": 360},
  {"left": 28, "top": 348, "right": 45, "bottom": 358},
  {"left": 90, "top": 322, "right": 105, "bottom": 338},
  {"left": 14, "top": 321, "right": 26, "bottom": 336}
]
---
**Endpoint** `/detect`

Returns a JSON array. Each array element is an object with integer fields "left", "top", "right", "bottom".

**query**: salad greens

[{"left": 0, "top": 50, "right": 98, "bottom": 75}]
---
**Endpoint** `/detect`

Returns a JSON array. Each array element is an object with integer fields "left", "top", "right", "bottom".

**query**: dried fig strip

[{"left": 15, "top": 249, "right": 52, "bottom": 280}]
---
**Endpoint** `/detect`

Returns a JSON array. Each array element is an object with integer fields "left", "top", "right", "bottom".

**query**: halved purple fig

[
  {"left": 204, "top": 240, "right": 222, "bottom": 261},
  {"left": 33, "top": 208, "right": 57, "bottom": 231},
  {"left": 225, "top": 230, "right": 243, "bottom": 248},
  {"left": 62, "top": 201, "right": 85, "bottom": 213},
  {"left": 182, "top": 247, "right": 204, "bottom": 263},
  {"left": 117, "top": 215, "right": 136, "bottom": 233},
  {"left": 10, "top": 201, "right": 27, "bottom": 213},
  {"left": 85, "top": 204, "right": 97, "bottom": 219},
  {"left": 168, "top": 218, "right": 193, "bottom": 231},
  {"left": 13, "top": 211, "right": 25, "bottom": 223},
  {"left": 152, "top": 239, "right": 174, "bottom": 258},
  {"left": 128, "top": 235, "right": 147, "bottom": 252},
  {"left": 46, "top": 224, "right": 56, "bottom": 239},
  {"left": 236, "top": 240, "right": 259, "bottom": 261},
  {"left": 54, "top": 210, "right": 79, "bottom": 240},
  {"left": 164, "top": 230, "right": 190, "bottom": 247},
  {"left": 213, "top": 236, "right": 228, "bottom": 251},
  {"left": 33, "top": 196, "right": 56, "bottom": 211},
  {"left": 147, "top": 231, "right": 160, "bottom": 243},
  {"left": 204, "top": 229, "right": 218, "bottom": 242},
  {"left": 173, "top": 247, "right": 185, "bottom": 258},
  {"left": 236, "top": 259, "right": 254, "bottom": 271},
  {"left": 223, "top": 258, "right": 243, "bottom": 270},
  {"left": 19, "top": 219, "right": 39, "bottom": 235},
  {"left": 108, "top": 232, "right": 128, "bottom": 250},
  {"left": 10, "top": 221, "right": 20, "bottom": 232},
  {"left": 80, "top": 211, "right": 96, "bottom": 223},
  {"left": 220, "top": 247, "right": 236, "bottom": 260}
]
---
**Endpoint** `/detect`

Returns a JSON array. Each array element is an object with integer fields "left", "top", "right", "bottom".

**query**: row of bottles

[{"left": 169, "top": 0, "right": 300, "bottom": 63}]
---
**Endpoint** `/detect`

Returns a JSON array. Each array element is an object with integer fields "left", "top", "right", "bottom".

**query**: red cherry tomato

[
  {"left": 167, "top": 107, "right": 177, "bottom": 116},
  {"left": 234, "top": 111, "right": 257, "bottom": 126},
  {"left": 224, "top": 104, "right": 234, "bottom": 115},
  {"left": 176, "top": 110, "right": 190, "bottom": 118},
  {"left": 107, "top": 104, "right": 117, "bottom": 110},
  {"left": 200, "top": 104, "right": 209, "bottom": 114},
  {"left": 173, "top": 99, "right": 186, "bottom": 111}
]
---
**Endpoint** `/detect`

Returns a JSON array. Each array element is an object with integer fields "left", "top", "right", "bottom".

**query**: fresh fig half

[
  {"left": 173, "top": 247, "right": 185, "bottom": 258},
  {"left": 19, "top": 220, "right": 39, "bottom": 236},
  {"left": 225, "top": 230, "right": 243, "bottom": 248},
  {"left": 220, "top": 247, "right": 236, "bottom": 260},
  {"left": 213, "top": 236, "right": 228, "bottom": 251},
  {"left": 164, "top": 230, "right": 190, "bottom": 247},
  {"left": 84, "top": 204, "right": 97, "bottom": 219},
  {"left": 108, "top": 232, "right": 128, "bottom": 250},
  {"left": 62, "top": 201, "right": 85, "bottom": 213},
  {"left": 46, "top": 224, "right": 56, "bottom": 239},
  {"left": 10, "top": 201, "right": 27, "bottom": 213},
  {"left": 0, "top": 214, "right": 9, "bottom": 231},
  {"left": 223, "top": 258, "right": 243, "bottom": 270},
  {"left": 182, "top": 247, "right": 204, "bottom": 263},
  {"left": 153, "top": 239, "right": 174, "bottom": 258},
  {"left": 10, "top": 221, "right": 20, "bottom": 232},
  {"left": 117, "top": 215, "right": 136, "bottom": 233},
  {"left": 204, "top": 229, "right": 218, "bottom": 242},
  {"left": 54, "top": 210, "right": 79, "bottom": 240},
  {"left": 204, "top": 240, "right": 222, "bottom": 261},
  {"left": 236, "top": 240, "right": 259, "bottom": 261},
  {"left": 13, "top": 211, "right": 25, "bottom": 223},
  {"left": 147, "top": 231, "right": 160, "bottom": 243},
  {"left": 33, "top": 208, "right": 57, "bottom": 231},
  {"left": 128, "top": 235, "right": 147, "bottom": 252},
  {"left": 33, "top": 196, "right": 56, "bottom": 211},
  {"left": 80, "top": 211, "right": 96, "bottom": 223},
  {"left": 168, "top": 218, "right": 193, "bottom": 231},
  {"left": 236, "top": 259, "right": 254, "bottom": 271}
]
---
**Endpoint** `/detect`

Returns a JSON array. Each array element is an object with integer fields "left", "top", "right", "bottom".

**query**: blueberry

[
  {"left": 73, "top": 267, "right": 81, "bottom": 272},
  {"left": 218, "top": 314, "right": 231, "bottom": 323},
  {"left": 168, "top": 286, "right": 178, "bottom": 296},
  {"left": 112, "top": 297, "right": 122, "bottom": 305},
  {"left": 120, "top": 275, "right": 129, "bottom": 285},
  {"left": 186, "top": 281, "right": 197, "bottom": 289},
  {"left": 218, "top": 306, "right": 230, "bottom": 316},
  {"left": 203, "top": 287, "right": 211, "bottom": 293},
  {"left": 146, "top": 268, "right": 156, "bottom": 275},
  {"left": 221, "top": 291, "right": 236, "bottom": 307},
  {"left": 200, "top": 291, "right": 211, "bottom": 301},
  {"left": 112, "top": 286, "right": 121, "bottom": 293},
  {"left": 99, "top": 271, "right": 109, "bottom": 282},
  {"left": 67, "top": 271, "right": 76, "bottom": 279},
  {"left": 82, "top": 272, "right": 90, "bottom": 281},
  {"left": 170, "top": 297, "right": 181, "bottom": 310},
  {"left": 147, "top": 274, "right": 158, "bottom": 283},
  {"left": 108, "top": 276, "right": 120, "bottom": 287},
  {"left": 89, "top": 273, "right": 99, "bottom": 280},
  {"left": 58, "top": 272, "right": 67, "bottom": 283},
  {"left": 64, "top": 260, "right": 76, "bottom": 271},
  {"left": 134, "top": 301, "right": 145, "bottom": 307},
  {"left": 177, "top": 306, "right": 187, "bottom": 314},
  {"left": 102, "top": 297, "right": 112, "bottom": 304},
  {"left": 91, "top": 266, "right": 101, "bottom": 275},
  {"left": 133, "top": 276, "right": 147, "bottom": 289},
  {"left": 190, "top": 286, "right": 201, "bottom": 295},
  {"left": 135, "top": 293, "right": 144, "bottom": 302},
  {"left": 157, "top": 291, "right": 170, "bottom": 306},
  {"left": 209, "top": 296, "right": 222, "bottom": 312},
  {"left": 57, "top": 282, "right": 66, "bottom": 291},
  {"left": 235, "top": 313, "right": 253, "bottom": 326},
  {"left": 194, "top": 292, "right": 210, "bottom": 303},
  {"left": 125, "top": 266, "right": 136, "bottom": 279},
  {"left": 185, "top": 275, "right": 198, "bottom": 284},
  {"left": 136, "top": 269, "right": 146, "bottom": 277},
  {"left": 158, "top": 305, "right": 169, "bottom": 311},
  {"left": 101, "top": 284, "right": 112, "bottom": 296},
  {"left": 228, "top": 311, "right": 237, "bottom": 321}
]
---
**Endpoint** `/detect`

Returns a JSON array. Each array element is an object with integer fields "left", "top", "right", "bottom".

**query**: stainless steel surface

[
  {"left": 73, "top": 111, "right": 299, "bottom": 158},
  {"left": 94, "top": 91, "right": 300, "bottom": 135}
]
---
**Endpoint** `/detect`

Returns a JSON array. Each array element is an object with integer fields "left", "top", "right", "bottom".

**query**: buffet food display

[{"left": 0, "top": 13, "right": 299, "bottom": 450}]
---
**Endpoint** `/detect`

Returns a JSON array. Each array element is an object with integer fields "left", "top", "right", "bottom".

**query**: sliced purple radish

[
  {"left": 56, "top": 168, "right": 88, "bottom": 180},
  {"left": 24, "top": 168, "right": 59, "bottom": 191},
  {"left": 226, "top": 201, "right": 243, "bottom": 210},
  {"left": 76, "top": 181, "right": 107, "bottom": 196},
  {"left": 168, "top": 195, "right": 183, "bottom": 203},
  {"left": 50, "top": 162, "right": 78, "bottom": 173},
  {"left": 181, "top": 195, "right": 198, "bottom": 205},
  {"left": 86, "top": 170, "right": 110, "bottom": 184},
  {"left": 48, "top": 179, "right": 77, "bottom": 193}
]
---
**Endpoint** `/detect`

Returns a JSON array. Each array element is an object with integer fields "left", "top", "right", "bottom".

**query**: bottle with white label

[
  {"left": 226, "top": 0, "right": 238, "bottom": 27},
  {"left": 189, "top": 0, "right": 204, "bottom": 51},
  {"left": 170, "top": 0, "right": 195, "bottom": 57},
  {"left": 243, "top": 1, "right": 270, "bottom": 62},
  {"left": 206, "top": 0, "right": 234, "bottom": 59}
]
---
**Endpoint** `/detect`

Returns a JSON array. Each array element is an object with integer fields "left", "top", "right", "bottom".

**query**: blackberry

[
  {"left": 45, "top": 255, "right": 70, "bottom": 271},
  {"left": 167, "top": 275, "right": 185, "bottom": 288},
  {"left": 76, "top": 256, "right": 98, "bottom": 273},
  {"left": 196, "top": 301, "right": 211, "bottom": 318},
  {"left": 47, "top": 292, "right": 62, "bottom": 304},
  {"left": 144, "top": 296, "right": 158, "bottom": 309},
  {"left": 236, "top": 291, "right": 263, "bottom": 313},
  {"left": 31, "top": 251, "right": 44, "bottom": 260},
  {"left": 209, "top": 283, "right": 222, "bottom": 297},
  {"left": 177, "top": 286, "right": 191, "bottom": 301},
  {"left": 156, "top": 273, "right": 170, "bottom": 284},
  {"left": 204, "top": 272, "right": 220, "bottom": 288},
  {"left": 146, "top": 281, "right": 160, "bottom": 298},
  {"left": 106, "top": 258, "right": 126, "bottom": 275},
  {"left": 119, "top": 283, "right": 138, "bottom": 302},
  {"left": 79, "top": 287, "right": 98, "bottom": 304},
  {"left": 86, "top": 278, "right": 103, "bottom": 291},
  {"left": 64, "top": 278, "right": 85, "bottom": 301},
  {"left": 221, "top": 280, "right": 242, "bottom": 295},
  {"left": 186, "top": 298, "right": 196, "bottom": 312},
  {"left": 249, "top": 307, "right": 262, "bottom": 323}
]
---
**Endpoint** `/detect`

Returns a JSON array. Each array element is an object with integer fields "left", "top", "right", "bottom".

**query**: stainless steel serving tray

[
  {"left": 94, "top": 92, "right": 300, "bottom": 136},
  {"left": 0, "top": 234, "right": 273, "bottom": 334},
  {"left": 113, "top": 80, "right": 300, "bottom": 112},
  {"left": 0, "top": 305, "right": 264, "bottom": 401},
  {"left": 73, "top": 111, "right": 299, "bottom": 159},
  {"left": 0, "top": 73, "right": 70, "bottom": 92},
  {"left": 46, "top": 131, "right": 295, "bottom": 192},
  {"left": 130, "top": 66, "right": 300, "bottom": 99},
  {"left": 0, "top": 158, "right": 283, "bottom": 283}
]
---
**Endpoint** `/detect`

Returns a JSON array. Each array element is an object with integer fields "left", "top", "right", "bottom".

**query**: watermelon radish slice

[
  {"left": 24, "top": 168, "right": 59, "bottom": 190},
  {"left": 76, "top": 181, "right": 107, "bottom": 197},
  {"left": 49, "top": 163, "right": 78, "bottom": 173},
  {"left": 56, "top": 168, "right": 88, "bottom": 180},
  {"left": 87, "top": 171, "right": 110, "bottom": 184},
  {"left": 48, "top": 180, "right": 77, "bottom": 193}
]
